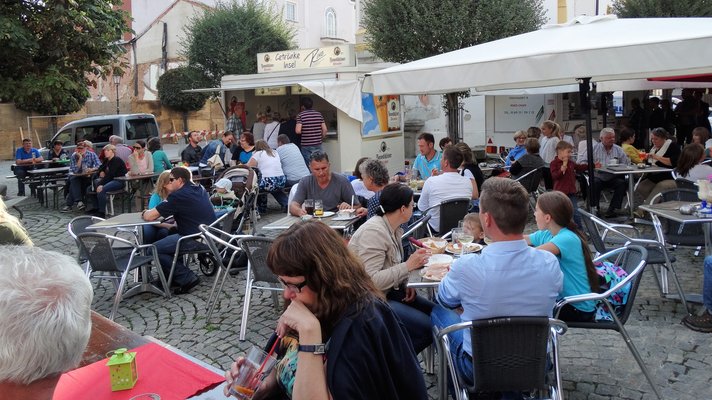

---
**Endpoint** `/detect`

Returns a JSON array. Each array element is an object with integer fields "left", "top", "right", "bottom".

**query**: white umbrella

[
  {"left": 364, "top": 16, "right": 712, "bottom": 220},
  {"left": 364, "top": 15, "right": 712, "bottom": 95}
]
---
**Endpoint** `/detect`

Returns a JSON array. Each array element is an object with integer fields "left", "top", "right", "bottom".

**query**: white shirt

[
  {"left": 684, "top": 164, "right": 712, "bottom": 181},
  {"left": 251, "top": 150, "right": 284, "bottom": 178},
  {"left": 540, "top": 136, "right": 559, "bottom": 163},
  {"left": 351, "top": 179, "right": 375, "bottom": 200},
  {"left": 417, "top": 172, "right": 473, "bottom": 232},
  {"left": 263, "top": 121, "right": 280, "bottom": 149}
]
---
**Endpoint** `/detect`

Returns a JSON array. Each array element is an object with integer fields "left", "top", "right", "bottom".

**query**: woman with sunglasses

[
  {"left": 223, "top": 220, "right": 427, "bottom": 400},
  {"left": 127, "top": 140, "right": 154, "bottom": 176}
]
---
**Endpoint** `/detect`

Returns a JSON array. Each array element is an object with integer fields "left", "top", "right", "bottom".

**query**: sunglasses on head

[{"left": 168, "top": 177, "right": 177, "bottom": 182}]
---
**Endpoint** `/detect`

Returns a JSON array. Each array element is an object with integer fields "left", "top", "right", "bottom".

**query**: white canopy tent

[
  {"left": 364, "top": 16, "right": 712, "bottom": 95},
  {"left": 364, "top": 16, "right": 712, "bottom": 223}
]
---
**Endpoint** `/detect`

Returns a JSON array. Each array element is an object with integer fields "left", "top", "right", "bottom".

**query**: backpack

[{"left": 593, "top": 260, "right": 631, "bottom": 322}]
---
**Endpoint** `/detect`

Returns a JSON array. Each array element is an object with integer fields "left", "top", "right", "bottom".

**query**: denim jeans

[
  {"left": 300, "top": 145, "right": 322, "bottom": 166},
  {"left": 431, "top": 304, "right": 474, "bottom": 387},
  {"left": 704, "top": 256, "right": 712, "bottom": 311},
  {"left": 387, "top": 294, "right": 435, "bottom": 354},
  {"left": 153, "top": 234, "right": 200, "bottom": 287},
  {"left": 95, "top": 180, "right": 124, "bottom": 213}
]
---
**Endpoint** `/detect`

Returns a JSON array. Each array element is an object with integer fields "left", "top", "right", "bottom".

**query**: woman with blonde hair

[
  {"left": 0, "top": 197, "right": 32, "bottom": 245},
  {"left": 143, "top": 171, "right": 175, "bottom": 243},
  {"left": 540, "top": 120, "right": 562, "bottom": 163},
  {"left": 223, "top": 220, "right": 427, "bottom": 399},
  {"left": 247, "top": 140, "right": 287, "bottom": 213},
  {"left": 505, "top": 130, "right": 528, "bottom": 166}
]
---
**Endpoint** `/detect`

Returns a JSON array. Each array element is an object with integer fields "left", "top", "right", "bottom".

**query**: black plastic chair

[
  {"left": 513, "top": 166, "right": 544, "bottom": 211},
  {"left": 434, "top": 317, "right": 567, "bottom": 400},
  {"left": 555, "top": 245, "right": 661, "bottom": 399},
  {"left": 674, "top": 177, "right": 697, "bottom": 191},
  {"left": 424, "top": 198, "right": 471, "bottom": 238}
]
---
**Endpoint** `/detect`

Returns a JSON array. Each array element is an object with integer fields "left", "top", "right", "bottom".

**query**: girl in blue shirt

[{"left": 525, "top": 191, "right": 599, "bottom": 322}]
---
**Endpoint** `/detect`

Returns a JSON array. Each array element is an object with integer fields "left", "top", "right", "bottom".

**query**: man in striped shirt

[{"left": 296, "top": 97, "right": 327, "bottom": 165}]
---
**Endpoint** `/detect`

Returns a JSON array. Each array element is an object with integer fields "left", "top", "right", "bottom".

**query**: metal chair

[
  {"left": 578, "top": 209, "right": 690, "bottom": 314},
  {"left": 674, "top": 177, "right": 697, "bottom": 191},
  {"left": 76, "top": 232, "right": 169, "bottom": 320},
  {"left": 237, "top": 236, "right": 283, "bottom": 341},
  {"left": 650, "top": 188, "right": 704, "bottom": 256},
  {"left": 434, "top": 316, "right": 567, "bottom": 400},
  {"left": 166, "top": 208, "right": 237, "bottom": 286},
  {"left": 424, "top": 197, "right": 471, "bottom": 238},
  {"left": 68, "top": 215, "right": 106, "bottom": 276},
  {"left": 199, "top": 224, "right": 250, "bottom": 323},
  {"left": 401, "top": 213, "right": 431, "bottom": 242},
  {"left": 513, "top": 166, "right": 545, "bottom": 211},
  {"left": 555, "top": 245, "right": 661, "bottom": 399}
]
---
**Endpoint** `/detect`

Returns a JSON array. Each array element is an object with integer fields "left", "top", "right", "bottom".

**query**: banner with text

[{"left": 257, "top": 45, "right": 355, "bottom": 73}]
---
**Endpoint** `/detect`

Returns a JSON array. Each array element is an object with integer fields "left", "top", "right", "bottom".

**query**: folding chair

[
  {"left": 237, "top": 236, "right": 283, "bottom": 341},
  {"left": 555, "top": 245, "right": 661, "bottom": 399},
  {"left": 434, "top": 316, "right": 567, "bottom": 400},
  {"left": 76, "top": 232, "right": 169, "bottom": 320},
  {"left": 578, "top": 209, "right": 690, "bottom": 314},
  {"left": 199, "top": 224, "right": 250, "bottom": 322}
]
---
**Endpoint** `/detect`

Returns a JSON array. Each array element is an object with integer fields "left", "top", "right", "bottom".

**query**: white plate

[
  {"left": 315, "top": 211, "right": 335, "bottom": 218},
  {"left": 425, "top": 254, "right": 453, "bottom": 267},
  {"left": 445, "top": 242, "right": 484, "bottom": 254}
]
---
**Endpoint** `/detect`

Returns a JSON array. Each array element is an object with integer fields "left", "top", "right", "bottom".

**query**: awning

[{"left": 185, "top": 72, "right": 364, "bottom": 123}]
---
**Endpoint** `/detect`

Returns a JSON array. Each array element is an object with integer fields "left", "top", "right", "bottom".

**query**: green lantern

[{"left": 106, "top": 348, "right": 138, "bottom": 391}]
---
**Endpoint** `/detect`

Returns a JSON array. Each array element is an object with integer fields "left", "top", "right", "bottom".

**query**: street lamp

[{"left": 112, "top": 75, "right": 121, "bottom": 114}]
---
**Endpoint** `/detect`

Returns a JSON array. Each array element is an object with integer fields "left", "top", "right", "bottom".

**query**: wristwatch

[{"left": 298, "top": 343, "right": 326, "bottom": 355}]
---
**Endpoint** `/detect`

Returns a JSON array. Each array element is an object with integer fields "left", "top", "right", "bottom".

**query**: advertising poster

[
  {"left": 361, "top": 93, "right": 401, "bottom": 137},
  {"left": 493, "top": 95, "right": 549, "bottom": 132}
]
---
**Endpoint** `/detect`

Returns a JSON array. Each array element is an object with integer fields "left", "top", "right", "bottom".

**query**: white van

[{"left": 44, "top": 113, "right": 160, "bottom": 154}]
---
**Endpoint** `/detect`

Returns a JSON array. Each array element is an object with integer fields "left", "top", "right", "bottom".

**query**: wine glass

[
  {"left": 450, "top": 228, "right": 463, "bottom": 256},
  {"left": 457, "top": 229, "right": 475, "bottom": 257}
]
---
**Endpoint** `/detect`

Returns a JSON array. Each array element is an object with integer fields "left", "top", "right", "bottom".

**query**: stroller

[{"left": 213, "top": 165, "right": 260, "bottom": 234}]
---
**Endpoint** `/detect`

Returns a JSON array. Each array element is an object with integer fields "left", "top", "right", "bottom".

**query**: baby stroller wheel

[{"left": 198, "top": 253, "right": 218, "bottom": 276}]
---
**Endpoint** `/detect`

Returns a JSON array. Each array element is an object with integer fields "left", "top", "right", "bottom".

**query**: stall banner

[
  {"left": 257, "top": 45, "right": 355, "bottom": 73},
  {"left": 362, "top": 93, "right": 401, "bottom": 137}
]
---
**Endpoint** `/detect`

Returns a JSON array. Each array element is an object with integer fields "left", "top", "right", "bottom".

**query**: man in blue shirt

[
  {"left": 431, "top": 178, "right": 563, "bottom": 388},
  {"left": 13, "top": 138, "right": 43, "bottom": 199},
  {"left": 142, "top": 166, "right": 216, "bottom": 294},
  {"left": 412, "top": 133, "right": 441, "bottom": 179},
  {"left": 61, "top": 142, "right": 100, "bottom": 212},
  {"left": 199, "top": 131, "right": 234, "bottom": 177}
]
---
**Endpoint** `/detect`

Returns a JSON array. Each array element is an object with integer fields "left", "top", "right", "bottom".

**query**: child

[
  {"left": 525, "top": 192, "right": 599, "bottom": 322},
  {"left": 549, "top": 140, "right": 587, "bottom": 228},
  {"left": 462, "top": 213, "right": 486, "bottom": 245},
  {"left": 211, "top": 178, "right": 238, "bottom": 206}
]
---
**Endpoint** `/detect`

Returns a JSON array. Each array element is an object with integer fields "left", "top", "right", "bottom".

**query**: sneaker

[
  {"left": 682, "top": 310, "right": 712, "bottom": 333},
  {"left": 61, "top": 205, "right": 72, "bottom": 213},
  {"left": 76, "top": 201, "right": 86, "bottom": 210}
]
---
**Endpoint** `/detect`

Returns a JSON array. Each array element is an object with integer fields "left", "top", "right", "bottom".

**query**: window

[
  {"left": 325, "top": 8, "right": 336, "bottom": 38},
  {"left": 77, "top": 124, "right": 113, "bottom": 144},
  {"left": 285, "top": 1, "right": 296, "bottom": 22},
  {"left": 125, "top": 119, "right": 159, "bottom": 140},
  {"left": 54, "top": 129, "right": 74, "bottom": 146}
]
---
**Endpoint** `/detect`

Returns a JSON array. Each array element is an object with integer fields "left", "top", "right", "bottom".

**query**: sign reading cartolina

[{"left": 257, "top": 45, "right": 355, "bottom": 73}]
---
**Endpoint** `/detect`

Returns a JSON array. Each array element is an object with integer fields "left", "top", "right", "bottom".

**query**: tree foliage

[
  {"left": 157, "top": 66, "right": 212, "bottom": 112},
  {"left": 611, "top": 0, "right": 712, "bottom": 17},
  {"left": 0, "top": 0, "right": 131, "bottom": 115},
  {"left": 182, "top": 0, "right": 295, "bottom": 86},
  {"left": 362, "top": 0, "right": 547, "bottom": 64}
]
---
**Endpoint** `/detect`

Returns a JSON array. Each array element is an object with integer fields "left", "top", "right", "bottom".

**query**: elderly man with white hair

[
  {"left": 0, "top": 246, "right": 93, "bottom": 400},
  {"left": 109, "top": 134, "right": 133, "bottom": 162},
  {"left": 577, "top": 127, "right": 630, "bottom": 218}
]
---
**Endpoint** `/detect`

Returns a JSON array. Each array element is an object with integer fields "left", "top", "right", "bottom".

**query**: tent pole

[{"left": 580, "top": 78, "right": 595, "bottom": 211}]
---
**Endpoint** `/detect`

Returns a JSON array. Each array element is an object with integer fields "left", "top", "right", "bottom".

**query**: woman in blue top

[
  {"left": 148, "top": 137, "right": 173, "bottom": 173},
  {"left": 143, "top": 171, "right": 176, "bottom": 244},
  {"left": 525, "top": 191, "right": 599, "bottom": 322},
  {"left": 505, "top": 130, "right": 528, "bottom": 166}
]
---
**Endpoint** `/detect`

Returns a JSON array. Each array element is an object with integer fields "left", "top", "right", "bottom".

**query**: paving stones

[{"left": 2, "top": 161, "right": 710, "bottom": 400}]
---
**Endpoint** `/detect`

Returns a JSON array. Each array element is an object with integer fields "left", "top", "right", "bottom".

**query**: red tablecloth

[{"left": 53, "top": 342, "right": 224, "bottom": 399}]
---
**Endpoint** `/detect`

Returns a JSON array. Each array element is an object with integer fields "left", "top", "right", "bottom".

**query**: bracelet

[{"left": 297, "top": 344, "right": 326, "bottom": 355}]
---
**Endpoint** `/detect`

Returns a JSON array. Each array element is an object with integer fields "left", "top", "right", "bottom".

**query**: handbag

[{"left": 207, "top": 143, "right": 224, "bottom": 169}]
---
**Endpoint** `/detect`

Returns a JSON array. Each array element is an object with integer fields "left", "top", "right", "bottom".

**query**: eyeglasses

[
  {"left": 133, "top": 146, "right": 142, "bottom": 149},
  {"left": 309, "top": 151, "right": 326, "bottom": 161},
  {"left": 279, "top": 277, "right": 308, "bottom": 293}
]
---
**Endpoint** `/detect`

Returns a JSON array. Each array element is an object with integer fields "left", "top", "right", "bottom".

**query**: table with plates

[
  {"left": 262, "top": 213, "right": 361, "bottom": 233},
  {"left": 597, "top": 164, "right": 672, "bottom": 219}
]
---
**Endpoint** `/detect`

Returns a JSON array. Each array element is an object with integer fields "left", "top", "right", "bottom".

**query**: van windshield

[{"left": 126, "top": 119, "right": 159, "bottom": 140}]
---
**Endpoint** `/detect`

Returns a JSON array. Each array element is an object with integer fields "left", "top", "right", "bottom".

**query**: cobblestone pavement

[{"left": 2, "top": 162, "right": 711, "bottom": 399}]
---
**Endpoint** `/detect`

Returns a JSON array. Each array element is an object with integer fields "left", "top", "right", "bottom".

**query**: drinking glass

[
  {"left": 450, "top": 228, "right": 463, "bottom": 256},
  {"left": 304, "top": 199, "right": 315, "bottom": 215},
  {"left": 314, "top": 199, "right": 324, "bottom": 217},
  {"left": 229, "top": 346, "right": 278, "bottom": 400}
]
